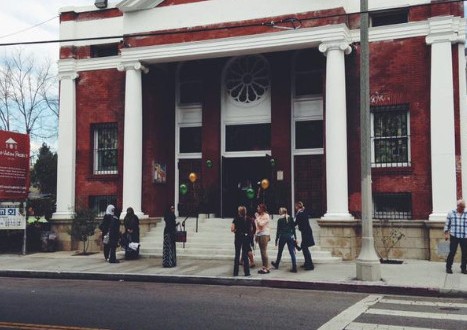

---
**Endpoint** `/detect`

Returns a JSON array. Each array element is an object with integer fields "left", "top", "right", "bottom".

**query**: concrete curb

[{"left": 2, "top": 269, "right": 466, "bottom": 298}]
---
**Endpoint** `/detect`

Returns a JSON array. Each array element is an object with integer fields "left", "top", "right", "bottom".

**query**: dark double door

[{"left": 221, "top": 156, "right": 273, "bottom": 218}]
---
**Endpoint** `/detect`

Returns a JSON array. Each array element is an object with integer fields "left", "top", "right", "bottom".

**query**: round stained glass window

[{"left": 225, "top": 55, "right": 270, "bottom": 105}]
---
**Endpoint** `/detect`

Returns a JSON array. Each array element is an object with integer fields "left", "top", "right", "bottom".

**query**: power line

[
  {"left": 0, "top": 0, "right": 464, "bottom": 47},
  {"left": 0, "top": 16, "right": 58, "bottom": 40}
]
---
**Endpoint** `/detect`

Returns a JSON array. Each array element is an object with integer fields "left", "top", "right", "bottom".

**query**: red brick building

[{"left": 53, "top": 0, "right": 466, "bottom": 259}]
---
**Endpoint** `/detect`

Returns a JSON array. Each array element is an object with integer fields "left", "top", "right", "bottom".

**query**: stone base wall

[
  {"left": 318, "top": 219, "right": 454, "bottom": 262},
  {"left": 48, "top": 217, "right": 160, "bottom": 253}
]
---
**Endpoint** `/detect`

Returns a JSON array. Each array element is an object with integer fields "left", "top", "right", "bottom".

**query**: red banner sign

[{"left": 0, "top": 130, "right": 30, "bottom": 200}]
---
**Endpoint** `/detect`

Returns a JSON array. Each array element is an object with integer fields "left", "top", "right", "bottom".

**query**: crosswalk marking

[
  {"left": 345, "top": 322, "right": 441, "bottom": 330},
  {"left": 366, "top": 308, "right": 467, "bottom": 322},
  {"left": 317, "top": 295, "right": 383, "bottom": 330},
  {"left": 379, "top": 298, "right": 467, "bottom": 309},
  {"left": 320, "top": 295, "right": 467, "bottom": 330}
]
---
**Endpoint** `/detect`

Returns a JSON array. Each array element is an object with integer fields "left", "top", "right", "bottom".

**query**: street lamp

[{"left": 356, "top": 0, "right": 381, "bottom": 281}]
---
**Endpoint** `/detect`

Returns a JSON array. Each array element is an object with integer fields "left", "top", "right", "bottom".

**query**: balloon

[
  {"left": 246, "top": 188, "right": 255, "bottom": 200},
  {"left": 189, "top": 172, "right": 197, "bottom": 183},
  {"left": 261, "top": 179, "right": 270, "bottom": 190},
  {"left": 270, "top": 158, "right": 276, "bottom": 167},
  {"left": 206, "top": 159, "right": 213, "bottom": 168},
  {"left": 179, "top": 184, "right": 188, "bottom": 195}
]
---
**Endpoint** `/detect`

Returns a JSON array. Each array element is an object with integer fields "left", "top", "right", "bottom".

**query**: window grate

[
  {"left": 373, "top": 193, "right": 412, "bottom": 220},
  {"left": 93, "top": 123, "right": 118, "bottom": 175},
  {"left": 371, "top": 104, "right": 410, "bottom": 167}
]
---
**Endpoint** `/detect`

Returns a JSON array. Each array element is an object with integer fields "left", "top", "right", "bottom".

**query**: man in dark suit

[{"left": 294, "top": 201, "right": 315, "bottom": 270}]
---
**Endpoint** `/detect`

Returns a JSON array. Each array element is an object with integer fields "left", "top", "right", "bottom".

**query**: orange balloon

[
  {"left": 261, "top": 179, "right": 270, "bottom": 190},
  {"left": 189, "top": 172, "right": 197, "bottom": 183}
]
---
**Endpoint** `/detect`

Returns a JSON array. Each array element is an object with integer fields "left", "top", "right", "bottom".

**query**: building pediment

[{"left": 117, "top": 0, "right": 164, "bottom": 12}]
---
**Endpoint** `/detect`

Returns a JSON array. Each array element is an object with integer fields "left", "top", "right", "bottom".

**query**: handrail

[{"left": 182, "top": 214, "right": 199, "bottom": 233}]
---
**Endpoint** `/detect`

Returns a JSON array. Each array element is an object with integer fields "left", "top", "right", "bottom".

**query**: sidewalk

[{"left": 1, "top": 251, "right": 466, "bottom": 297}]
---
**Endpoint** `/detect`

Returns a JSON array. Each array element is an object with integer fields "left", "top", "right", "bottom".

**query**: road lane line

[{"left": 0, "top": 322, "right": 109, "bottom": 330}]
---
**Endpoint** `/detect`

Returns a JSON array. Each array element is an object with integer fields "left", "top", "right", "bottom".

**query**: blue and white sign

[{"left": 0, "top": 207, "right": 26, "bottom": 230}]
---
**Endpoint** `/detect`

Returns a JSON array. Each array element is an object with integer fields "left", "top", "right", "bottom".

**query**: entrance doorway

[{"left": 222, "top": 156, "right": 273, "bottom": 217}]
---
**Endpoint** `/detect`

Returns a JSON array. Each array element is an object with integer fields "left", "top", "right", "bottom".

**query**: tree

[
  {"left": 31, "top": 143, "right": 57, "bottom": 195},
  {"left": 0, "top": 48, "right": 58, "bottom": 140},
  {"left": 69, "top": 205, "right": 98, "bottom": 255}
]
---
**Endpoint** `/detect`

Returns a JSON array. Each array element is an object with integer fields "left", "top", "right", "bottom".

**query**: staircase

[{"left": 137, "top": 216, "right": 341, "bottom": 264}]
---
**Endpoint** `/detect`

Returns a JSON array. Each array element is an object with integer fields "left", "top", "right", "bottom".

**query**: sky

[
  {"left": 0, "top": 1, "right": 111, "bottom": 152},
  {"left": 0, "top": 0, "right": 106, "bottom": 62}
]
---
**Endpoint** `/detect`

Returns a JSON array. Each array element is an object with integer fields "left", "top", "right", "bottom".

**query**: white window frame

[
  {"left": 93, "top": 124, "right": 118, "bottom": 175},
  {"left": 370, "top": 106, "right": 411, "bottom": 168}
]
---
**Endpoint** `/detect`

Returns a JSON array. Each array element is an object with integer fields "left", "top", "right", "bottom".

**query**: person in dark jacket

[
  {"left": 294, "top": 201, "right": 315, "bottom": 270},
  {"left": 231, "top": 206, "right": 254, "bottom": 276},
  {"left": 123, "top": 207, "right": 140, "bottom": 260},
  {"left": 98, "top": 204, "right": 114, "bottom": 261},
  {"left": 163, "top": 205, "right": 178, "bottom": 268},
  {"left": 108, "top": 207, "right": 121, "bottom": 264},
  {"left": 271, "top": 207, "right": 297, "bottom": 273}
]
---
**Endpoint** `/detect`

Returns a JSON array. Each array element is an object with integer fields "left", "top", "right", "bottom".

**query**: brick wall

[{"left": 75, "top": 69, "right": 125, "bottom": 209}]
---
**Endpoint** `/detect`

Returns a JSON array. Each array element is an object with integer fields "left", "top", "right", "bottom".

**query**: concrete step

[{"left": 136, "top": 217, "right": 340, "bottom": 264}]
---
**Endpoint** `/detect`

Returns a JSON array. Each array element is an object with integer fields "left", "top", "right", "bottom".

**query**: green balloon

[
  {"left": 246, "top": 188, "right": 255, "bottom": 200},
  {"left": 180, "top": 184, "right": 188, "bottom": 195}
]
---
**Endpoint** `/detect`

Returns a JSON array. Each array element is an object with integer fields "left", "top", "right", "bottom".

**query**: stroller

[{"left": 120, "top": 232, "right": 140, "bottom": 260}]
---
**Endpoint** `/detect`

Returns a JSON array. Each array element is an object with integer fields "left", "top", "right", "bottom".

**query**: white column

[
  {"left": 53, "top": 61, "right": 78, "bottom": 220},
  {"left": 319, "top": 42, "right": 354, "bottom": 220},
  {"left": 426, "top": 17, "right": 458, "bottom": 220},
  {"left": 458, "top": 42, "right": 467, "bottom": 198},
  {"left": 118, "top": 61, "right": 149, "bottom": 219}
]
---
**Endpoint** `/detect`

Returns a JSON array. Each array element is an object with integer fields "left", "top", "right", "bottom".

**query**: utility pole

[{"left": 356, "top": 0, "right": 381, "bottom": 281}]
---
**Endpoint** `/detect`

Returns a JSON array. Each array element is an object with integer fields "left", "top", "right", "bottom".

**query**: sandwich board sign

[{"left": 0, "top": 130, "right": 30, "bottom": 201}]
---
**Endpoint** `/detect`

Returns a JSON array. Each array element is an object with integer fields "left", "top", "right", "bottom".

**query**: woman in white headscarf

[{"left": 98, "top": 204, "right": 114, "bottom": 261}]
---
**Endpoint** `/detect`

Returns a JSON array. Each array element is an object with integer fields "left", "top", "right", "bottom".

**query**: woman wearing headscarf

[
  {"left": 98, "top": 204, "right": 114, "bottom": 261},
  {"left": 123, "top": 207, "right": 140, "bottom": 260},
  {"left": 162, "top": 205, "right": 178, "bottom": 267},
  {"left": 108, "top": 207, "right": 121, "bottom": 263}
]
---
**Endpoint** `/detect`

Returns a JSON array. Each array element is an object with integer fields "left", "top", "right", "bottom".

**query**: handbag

[
  {"left": 175, "top": 225, "right": 187, "bottom": 243},
  {"left": 103, "top": 233, "right": 110, "bottom": 245}
]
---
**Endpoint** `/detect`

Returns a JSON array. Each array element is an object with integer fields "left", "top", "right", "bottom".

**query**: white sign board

[{"left": 0, "top": 207, "right": 26, "bottom": 230}]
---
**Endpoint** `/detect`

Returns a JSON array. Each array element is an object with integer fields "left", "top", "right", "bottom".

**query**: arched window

[{"left": 225, "top": 55, "right": 270, "bottom": 105}]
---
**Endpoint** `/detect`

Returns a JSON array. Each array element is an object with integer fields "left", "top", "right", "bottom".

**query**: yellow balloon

[
  {"left": 189, "top": 172, "right": 197, "bottom": 183},
  {"left": 261, "top": 179, "right": 270, "bottom": 190}
]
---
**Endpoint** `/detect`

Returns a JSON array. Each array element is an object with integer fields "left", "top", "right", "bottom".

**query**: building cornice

[
  {"left": 61, "top": 16, "right": 465, "bottom": 73},
  {"left": 426, "top": 16, "right": 465, "bottom": 45}
]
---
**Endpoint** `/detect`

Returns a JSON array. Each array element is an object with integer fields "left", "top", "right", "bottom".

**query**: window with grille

[
  {"left": 371, "top": 104, "right": 410, "bottom": 167},
  {"left": 373, "top": 193, "right": 412, "bottom": 220},
  {"left": 93, "top": 123, "right": 118, "bottom": 175},
  {"left": 89, "top": 195, "right": 117, "bottom": 217}
]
